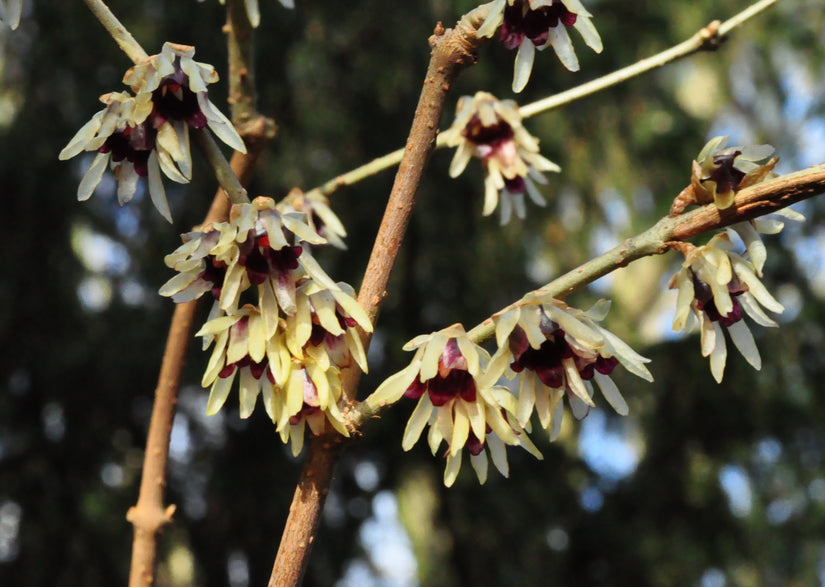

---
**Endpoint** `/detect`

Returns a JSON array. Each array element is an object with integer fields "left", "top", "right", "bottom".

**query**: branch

[
  {"left": 82, "top": 0, "right": 148, "bottom": 62},
  {"left": 116, "top": 3, "right": 273, "bottom": 586},
  {"left": 304, "top": 0, "right": 778, "bottom": 199},
  {"left": 461, "top": 163, "right": 825, "bottom": 345},
  {"left": 267, "top": 8, "right": 490, "bottom": 587}
]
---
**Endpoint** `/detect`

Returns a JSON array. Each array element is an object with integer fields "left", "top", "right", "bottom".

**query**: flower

[
  {"left": 478, "top": 0, "right": 602, "bottom": 92},
  {"left": 671, "top": 136, "right": 778, "bottom": 214},
  {"left": 124, "top": 42, "right": 246, "bottom": 157},
  {"left": 278, "top": 362, "right": 350, "bottom": 457},
  {"left": 198, "top": 0, "right": 294, "bottom": 28},
  {"left": 283, "top": 281, "right": 372, "bottom": 374},
  {"left": 489, "top": 298, "right": 652, "bottom": 439},
  {"left": 670, "top": 232, "right": 785, "bottom": 383},
  {"left": 444, "top": 92, "right": 560, "bottom": 224},
  {"left": 59, "top": 91, "right": 189, "bottom": 223},
  {"left": 197, "top": 307, "right": 350, "bottom": 456},
  {"left": 0, "top": 0, "right": 22, "bottom": 29},
  {"left": 159, "top": 197, "right": 332, "bottom": 315},
  {"left": 162, "top": 197, "right": 371, "bottom": 454},
  {"left": 367, "top": 324, "right": 541, "bottom": 486},
  {"left": 277, "top": 189, "right": 348, "bottom": 250}
]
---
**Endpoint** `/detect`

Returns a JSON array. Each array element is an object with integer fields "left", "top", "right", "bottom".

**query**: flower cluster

[
  {"left": 478, "top": 0, "right": 602, "bottom": 92},
  {"left": 198, "top": 0, "right": 294, "bottom": 28},
  {"left": 367, "top": 325, "right": 541, "bottom": 487},
  {"left": 60, "top": 42, "right": 245, "bottom": 222},
  {"left": 0, "top": 0, "right": 21, "bottom": 29},
  {"left": 489, "top": 298, "right": 653, "bottom": 440},
  {"left": 444, "top": 92, "right": 560, "bottom": 224},
  {"left": 161, "top": 197, "right": 371, "bottom": 455},
  {"left": 670, "top": 232, "right": 785, "bottom": 383},
  {"left": 671, "top": 136, "right": 778, "bottom": 215}
]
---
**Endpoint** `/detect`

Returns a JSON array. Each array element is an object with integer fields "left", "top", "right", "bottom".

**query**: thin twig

[
  {"left": 192, "top": 129, "right": 250, "bottom": 205},
  {"left": 304, "top": 0, "right": 779, "bottom": 199},
  {"left": 267, "top": 8, "right": 491, "bottom": 587},
  {"left": 82, "top": 0, "right": 148, "bottom": 62},
  {"left": 462, "top": 163, "right": 825, "bottom": 345}
]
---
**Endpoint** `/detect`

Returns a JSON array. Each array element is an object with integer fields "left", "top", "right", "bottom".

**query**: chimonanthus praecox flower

[
  {"left": 159, "top": 197, "right": 333, "bottom": 317},
  {"left": 198, "top": 0, "right": 294, "bottom": 28},
  {"left": 162, "top": 197, "right": 371, "bottom": 455},
  {"left": 671, "top": 135, "right": 778, "bottom": 215},
  {"left": 0, "top": 0, "right": 22, "bottom": 29},
  {"left": 488, "top": 298, "right": 653, "bottom": 440},
  {"left": 196, "top": 307, "right": 352, "bottom": 457},
  {"left": 478, "top": 0, "right": 602, "bottom": 92},
  {"left": 59, "top": 91, "right": 189, "bottom": 223},
  {"left": 444, "top": 92, "right": 560, "bottom": 224},
  {"left": 670, "top": 232, "right": 785, "bottom": 383},
  {"left": 277, "top": 189, "right": 348, "bottom": 250},
  {"left": 60, "top": 43, "right": 245, "bottom": 222},
  {"left": 367, "top": 324, "right": 541, "bottom": 487},
  {"left": 124, "top": 42, "right": 246, "bottom": 158}
]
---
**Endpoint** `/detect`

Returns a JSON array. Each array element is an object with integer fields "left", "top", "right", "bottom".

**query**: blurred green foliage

[{"left": 1, "top": 0, "right": 825, "bottom": 585}]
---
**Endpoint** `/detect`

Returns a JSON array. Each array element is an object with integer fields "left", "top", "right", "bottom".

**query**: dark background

[{"left": 1, "top": 0, "right": 825, "bottom": 585}]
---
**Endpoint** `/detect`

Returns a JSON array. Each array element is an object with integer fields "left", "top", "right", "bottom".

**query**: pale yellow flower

[
  {"left": 368, "top": 324, "right": 541, "bottom": 486},
  {"left": 478, "top": 0, "right": 602, "bottom": 92},
  {"left": 670, "top": 232, "right": 784, "bottom": 383},
  {"left": 124, "top": 42, "right": 246, "bottom": 156},
  {"left": 444, "top": 92, "right": 560, "bottom": 224},
  {"left": 489, "top": 298, "right": 652, "bottom": 439},
  {"left": 59, "top": 91, "right": 188, "bottom": 223}
]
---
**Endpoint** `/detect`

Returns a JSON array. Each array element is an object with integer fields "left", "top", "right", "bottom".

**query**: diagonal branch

[
  {"left": 304, "top": 0, "right": 779, "bottom": 199},
  {"left": 267, "top": 8, "right": 492, "bottom": 587}
]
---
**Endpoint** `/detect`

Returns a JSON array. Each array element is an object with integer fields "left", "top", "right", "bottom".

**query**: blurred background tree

[{"left": 1, "top": 0, "right": 824, "bottom": 585}]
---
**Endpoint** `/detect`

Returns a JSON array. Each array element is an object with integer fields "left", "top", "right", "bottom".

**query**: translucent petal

[
  {"left": 401, "top": 395, "right": 432, "bottom": 451},
  {"left": 77, "top": 152, "right": 110, "bottom": 201},
  {"left": 512, "top": 37, "right": 536, "bottom": 93},
  {"left": 60, "top": 114, "right": 104, "bottom": 160},
  {"left": 206, "top": 372, "right": 235, "bottom": 415},
  {"left": 238, "top": 369, "right": 259, "bottom": 418},
  {"left": 470, "top": 452, "right": 489, "bottom": 484},
  {"left": 547, "top": 25, "right": 579, "bottom": 72},
  {"left": 573, "top": 15, "right": 603, "bottom": 53},
  {"left": 366, "top": 361, "right": 422, "bottom": 408},
  {"left": 727, "top": 320, "right": 761, "bottom": 370},
  {"left": 116, "top": 163, "right": 140, "bottom": 206},
  {"left": 593, "top": 372, "right": 628, "bottom": 416},
  {"left": 147, "top": 151, "right": 173, "bottom": 223},
  {"left": 444, "top": 452, "right": 462, "bottom": 487},
  {"left": 487, "top": 433, "right": 510, "bottom": 477},
  {"left": 709, "top": 322, "right": 727, "bottom": 383}
]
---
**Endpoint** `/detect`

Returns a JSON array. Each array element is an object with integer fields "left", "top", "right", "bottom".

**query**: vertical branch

[
  {"left": 268, "top": 8, "right": 491, "bottom": 587},
  {"left": 123, "top": 3, "right": 273, "bottom": 586}
]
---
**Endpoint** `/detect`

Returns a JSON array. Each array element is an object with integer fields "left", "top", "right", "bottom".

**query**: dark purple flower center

[
  {"left": 692, "top": 272, "right": 749, "bottom": 327},
  {"left": 405, "top": 370, "right": 477, "bottom": 406},
  {"left": 504, "top": 176, "right": 526, "bottom": 194},
  {"left": 706, "top": 150, "right": 745, "bottom": 195},
  {"left": 99, "top": 124, "right": 157, "bottom": 177},
  {"left": 237, "top": 233, "right": 302, "bottom": 286},
  {"left": 462, "top": 115, "right": 514, "bottom": 150},
  {"left": 500, "top": 0, "right": 577, "bottom": 50},
  {"left": 509, "top": 324, "right": 618, "bottom": 388},
  {"left": 218, "top": 355, "right": 274, "bottom": 383},
  {"left": 149, "top": 58, "right": 208, "bottom": 129}
]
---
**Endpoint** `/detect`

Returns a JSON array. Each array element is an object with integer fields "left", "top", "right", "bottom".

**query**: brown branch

[
  {"left": 456, "top": 163, "right": 825, "bottom": 346},
  {"left": 125, "top": 4, "right": 274, "bottom": 585},
  {"left": 267, "top": 9, "right": 490, "bottom": 587}
]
